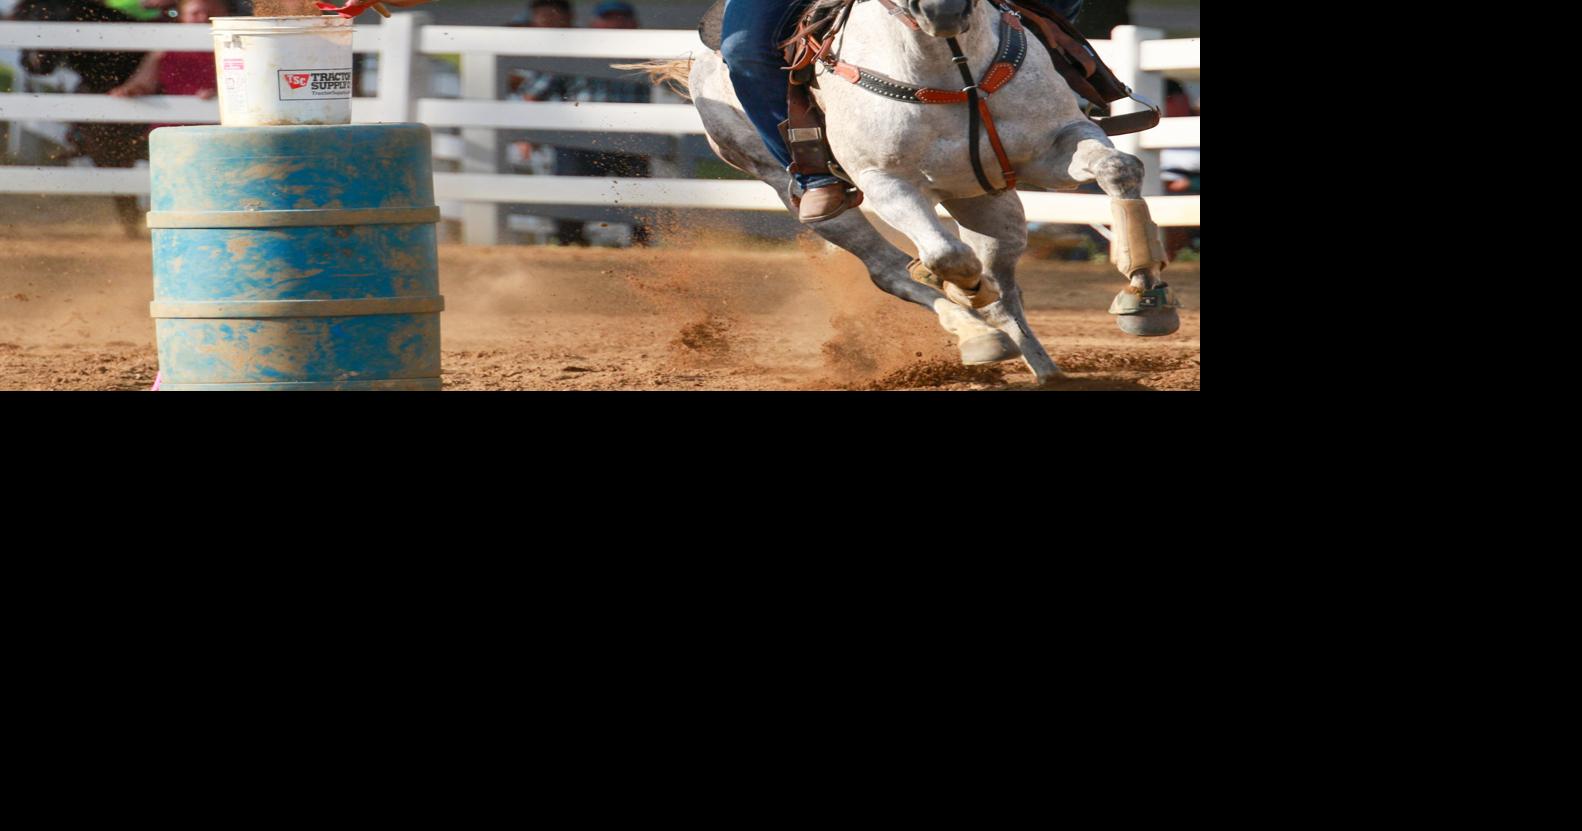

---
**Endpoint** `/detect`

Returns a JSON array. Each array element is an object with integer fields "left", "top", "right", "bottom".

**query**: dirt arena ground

[{"left": 0, "top": 195, "right": 1199, "bottom": 391}]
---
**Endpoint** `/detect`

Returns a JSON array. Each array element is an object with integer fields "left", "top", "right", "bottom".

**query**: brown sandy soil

[{"left": 0, "top": 195, "right": 1199, "bottom": 391}]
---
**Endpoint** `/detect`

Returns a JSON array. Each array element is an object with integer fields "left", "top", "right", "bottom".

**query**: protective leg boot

[{"left": 1107, "top": 197, "right": 1179, "bottom": 336}]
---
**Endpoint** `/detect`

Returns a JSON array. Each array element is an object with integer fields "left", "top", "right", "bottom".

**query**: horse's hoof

[
  {"left": 1033, "top": 369, "right": 1067, "bottom": 387},
  {"left": 1109, "top": 284, "right": 1182, "bottom": 338},
  {"left": 1116, "top": 308, "right": 1180, "bottom": 337},
  {"left": 959, "top": 332, "right": 1021, "bottom": 365}
]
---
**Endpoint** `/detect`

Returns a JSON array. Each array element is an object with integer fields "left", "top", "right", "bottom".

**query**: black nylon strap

[{"left": 947, "top": 37, "right": 995, "bottom": 193}]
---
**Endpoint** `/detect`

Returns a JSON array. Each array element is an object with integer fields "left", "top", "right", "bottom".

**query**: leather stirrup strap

[
  {"left": 976, "top": 98, "right": 1016, "bottom": 189},
  {"left": 783, "top": 71, "right": 837, "bottom": 177},
  {"left": 947, "top": 36, "right": 1001, "bottom": 193}
]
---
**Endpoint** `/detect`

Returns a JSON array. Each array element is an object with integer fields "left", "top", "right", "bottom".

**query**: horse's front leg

[
  {"left": 942, "top": 190, "right": 1062, "bottom": 384},
  {"left": 858, "top": 171, "right": 984, "bottom": 287},
  {"left": 1023, "top": 121, "right": 1179, "bottom": 336},
  {"left": 687, "top": 57, "right": 1003, "bottom": 357},
  {"left": 738, "top": 157, "right": 1011, "bottom": 363},
  {"left": 856, "top": 171, "right": 1019, "bottom": 365}
]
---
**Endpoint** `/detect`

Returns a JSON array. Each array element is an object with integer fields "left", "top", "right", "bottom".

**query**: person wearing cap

[
  {"left": 590, "top": 0, "right": 635, "bottom": 28},
  {"left": 502, "top": 0, "right": 653, "bottom": 244},
  {"left": 719, "top": 0, "right": 1084, "bottom": 223},
  {"left": 508, "top": 0, "right": 573, "bottom": 28}
]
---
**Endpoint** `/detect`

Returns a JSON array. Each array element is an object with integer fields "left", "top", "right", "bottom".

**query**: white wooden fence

[{"left": 0, "top": 13, "right": 1199, "bottom": 244}]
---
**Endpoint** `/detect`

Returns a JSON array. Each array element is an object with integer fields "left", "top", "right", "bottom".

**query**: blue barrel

[{"left": 148, "top": 123, "right": 443, "bottom": 390}]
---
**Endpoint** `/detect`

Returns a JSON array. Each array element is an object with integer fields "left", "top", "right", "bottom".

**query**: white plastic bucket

[{"left": 211, "top": 16, "right": 354, "bottom": 126}]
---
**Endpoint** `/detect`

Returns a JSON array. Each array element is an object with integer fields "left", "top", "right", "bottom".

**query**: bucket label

[
  {"left": 223, "top": 72, "right": 247, "bottom": 109},
  {"left": 277, "top": 68, "right": 353, "bottom": 100}
]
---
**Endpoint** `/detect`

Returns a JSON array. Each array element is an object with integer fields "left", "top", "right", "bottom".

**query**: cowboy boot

[{"left": 796, "top": 183, "right": 863, "bottom": 223}]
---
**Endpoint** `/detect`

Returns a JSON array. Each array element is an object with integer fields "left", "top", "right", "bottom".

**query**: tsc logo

[{"left": 278, "top": 68, "right": 352, "bottom": 100}]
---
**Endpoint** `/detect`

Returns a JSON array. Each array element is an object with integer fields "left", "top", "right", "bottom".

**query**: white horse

[{"left": 636, "top": 0, "right": 1175, "bottom": 384}]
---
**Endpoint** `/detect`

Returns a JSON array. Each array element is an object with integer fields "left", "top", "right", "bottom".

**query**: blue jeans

[{"left": 720, "top": 0, "right": 842, "bottom": 191}]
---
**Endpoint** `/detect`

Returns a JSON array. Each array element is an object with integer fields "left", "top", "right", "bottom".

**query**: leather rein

[{"left": 790, "top": 0, "right": 1027, "bottom": 193}]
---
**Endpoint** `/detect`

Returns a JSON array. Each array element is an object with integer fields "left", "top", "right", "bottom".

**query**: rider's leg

[
  {"left": 719, "top": 0, "right": 837, "bottom": 189},
  {"left": 719, "top": 0, "right": 845, "bottom": 200}
]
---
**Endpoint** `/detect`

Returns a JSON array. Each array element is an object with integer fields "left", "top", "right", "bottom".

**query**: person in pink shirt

[{"left": 109, "top": 0, "right": 228, "bottom": 105}]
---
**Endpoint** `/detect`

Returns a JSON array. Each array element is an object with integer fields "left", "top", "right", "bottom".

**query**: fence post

[
  {"left": 1107, "top": 25, "right": 1164, "bottom": 197},
  {"left": 376, "top": 11, "right": 426, "bottom": 123},
  {"left": 649, "top": 83, "right": 682, "bottom": 177},
  {"left": 458, "top": 51, "right": 501, "bottom": 246}
]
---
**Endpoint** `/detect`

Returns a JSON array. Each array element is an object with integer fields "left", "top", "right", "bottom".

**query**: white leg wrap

[
  {"left": 943, "top": 278, "right": 1000, "bottom": 309},
  {"left": 1109, "top": 198, "right": 1167, "bottom": 278},
  {"left": 911, "top": 259, "right": 998, "bottom": 309}
]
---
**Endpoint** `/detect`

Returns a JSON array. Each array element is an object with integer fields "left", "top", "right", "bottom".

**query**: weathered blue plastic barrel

[{"left": 148, "top": 123, "right": 442, "bottom": 390}]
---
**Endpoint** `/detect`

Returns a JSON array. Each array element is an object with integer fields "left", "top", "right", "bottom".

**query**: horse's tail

[{"left": 611, "top": 58, "right": 693, "bottom": 101}]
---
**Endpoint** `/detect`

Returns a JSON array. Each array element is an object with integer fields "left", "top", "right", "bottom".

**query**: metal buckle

[
  {"left": 1127, "top": 88, "right": 1161, "bottom": 115},
  {"left": 787, "top": 127, "right": 824, "bottom": 144}
]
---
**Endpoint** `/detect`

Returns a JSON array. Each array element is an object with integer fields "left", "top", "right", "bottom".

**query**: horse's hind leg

[{"left": 942, "top": 190, "right": 1062, "bottom": 384}]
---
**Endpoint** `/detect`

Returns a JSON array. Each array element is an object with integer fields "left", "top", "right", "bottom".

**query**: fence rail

[
  {"left": 0, "top": 16, "right": 1200, "bottom": 242},
  {"left": 0, "top": 164, "right": 1199, "bottom": 223}
]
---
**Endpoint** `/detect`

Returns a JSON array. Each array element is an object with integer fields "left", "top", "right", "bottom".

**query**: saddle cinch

[{"left": 698, "top": 0, "right": 1162, "bottom": 190}]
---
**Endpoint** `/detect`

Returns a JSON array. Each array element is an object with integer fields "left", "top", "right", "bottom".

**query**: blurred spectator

[
  {"left": 589, "top": 0, "right": 634, "bottom": 28},
  {"left": 508, "top": 0, "right": 571, "bottom": 28},
  {"left": 102, "top": 0, "right": 179, "bottom": 21},
  {"left": 505, "top": 0, "right": 653, "bottom": 246},
  {"left": 506, "top": 0, "right": 650, "bottom": 105},
  {"left": 10, "top": 0, "right": 164, "bottom": 235},
  {"left": 109, "top": 0, "right": 228, "bottom": 125},
  {"left": 1159, "top": 79, "right": 1199, "bottom": 258},
  {"left": 1159, "top": 79, "right": 1198, "bottom": 194},
  {"left": 109, "top": 0, "right": 227, "bottom": 99}
]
